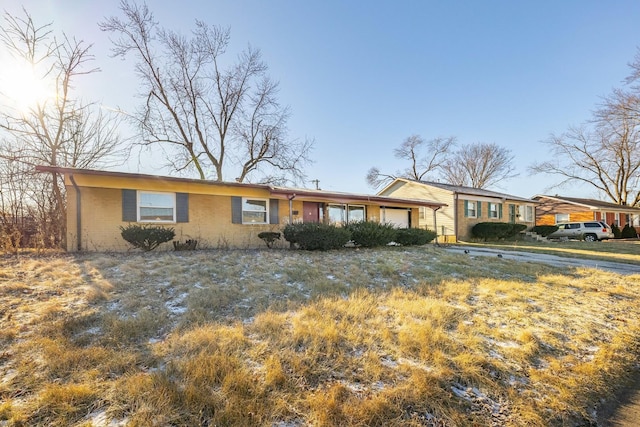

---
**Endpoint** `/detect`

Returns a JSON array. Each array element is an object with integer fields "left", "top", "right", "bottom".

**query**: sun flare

[{"left": 0, "top": 55, "right": 55, "bottom": 111}]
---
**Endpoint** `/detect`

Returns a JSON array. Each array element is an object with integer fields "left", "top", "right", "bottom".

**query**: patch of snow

[
  {"left": 86, "top": 410, "right": 129, "bottom": 427},
  {"left": 165, "top": 292, "right": 188, "bottom": 314}
]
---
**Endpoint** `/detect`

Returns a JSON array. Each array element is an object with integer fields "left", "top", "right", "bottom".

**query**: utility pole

[{"left": 311, "top": 179, "right": 320, "bottom": 190}]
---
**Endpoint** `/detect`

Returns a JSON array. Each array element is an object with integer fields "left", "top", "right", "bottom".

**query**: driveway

[{"left": 445, "top": 246, "right": 640, "bottom": 275}]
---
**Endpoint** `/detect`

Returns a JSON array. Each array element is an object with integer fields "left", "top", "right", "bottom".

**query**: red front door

[{"left": 303, "top": 202, "right": 320, "bottom": 223}]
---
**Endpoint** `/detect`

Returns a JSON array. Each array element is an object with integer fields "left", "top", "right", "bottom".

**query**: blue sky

[{"left": 9, "top": 1, "right": 640, "bottom": 198}]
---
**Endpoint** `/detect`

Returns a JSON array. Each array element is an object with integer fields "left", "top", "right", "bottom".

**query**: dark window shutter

[
  {"left": 176, "top": 193, "right": 189, "bottom": 223},
  {"left": 477, "top": 201, "right": 482, "bottom": 217},
  {"left": 231, "top": 196, "right": 242, "bottom": 224},
  {"left": 464, "top": 200, "right": 469, "bottom": 217},
  {"left": 122, "top": 189, "right": 137, "bottom": 221},
  {"left": 269, "top": 199, "right": 279, "bottom": 224}
]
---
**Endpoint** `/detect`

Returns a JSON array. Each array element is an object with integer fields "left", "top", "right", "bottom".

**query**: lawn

[{"left": 0, "top": 246, "right": 639, "bottom": 426}]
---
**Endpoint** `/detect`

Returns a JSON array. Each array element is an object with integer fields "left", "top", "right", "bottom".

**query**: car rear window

[{"left": 584, "top": 223, "right": 600, "bottom": 228}]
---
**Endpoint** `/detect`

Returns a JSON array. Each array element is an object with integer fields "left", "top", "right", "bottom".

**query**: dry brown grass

[{"left": 0, "top": 247, "right": 639, "bottom": 426}]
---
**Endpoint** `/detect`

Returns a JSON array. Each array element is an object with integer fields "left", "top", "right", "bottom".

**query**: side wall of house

[
  {"left": 457, "top": 198, "right": 536, "bottom": 240},
  {"left": 68, "top": 186, "right": 286, "bottom": 251},
  {"left": 379, "top": 182, "right": 455, "bottom": 239}
]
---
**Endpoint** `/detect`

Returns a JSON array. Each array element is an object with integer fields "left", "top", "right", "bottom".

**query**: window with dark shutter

[
  {"left": 231, "top": 197, "right": 242, "bottom": 224},
  {"left": 269, "top": 199, "right": 279, "bottom": 224},
  {"left": 122, "top": 189, "right": 137, "bottom": 221},
  {"left": 176, "top": 193, "right": 189, "bottom": 223}
]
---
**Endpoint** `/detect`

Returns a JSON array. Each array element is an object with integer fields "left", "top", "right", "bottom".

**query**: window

[
  {"left": 465, "top": 200, "right": 478, "bottom": 218},
  {"left": 348, "top": 205, "right": 366, "bottom": 222},
  {"left": 614, "top": 213, "right": 620, "bottom": 226},
  {"left": 518, "top": 205, "right": 533, "bottom": 222},
  {"left": 328, "top": 204, "right": 345, "bottom": 223},
  {"left": 242, "top": 198, "right": 268, "bottom": 224},
  {"left": 138, "top": 192, "right": 175, "bottom": 222},
  {"left": 489, "top": 203, "right": 499, "bottom": 219},
  {"left": 555, "top": 213, "right": 569, "bottom": 223},
  {"left": 327, "top": 204, "right": 366, "bottom": 224}
]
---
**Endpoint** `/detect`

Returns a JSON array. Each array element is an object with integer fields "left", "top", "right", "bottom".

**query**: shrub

[
  {"left": 258, "top": 232, "right": 281, "bottom": 248},
  {"left": 472, "top": 222, "right": 527, "bottom": 241},
  {"left": 611, "top": 223, "right": 622, "bottom": 239},
  {"left": 173, "top": 239, "right": 198, "bottom": 251},
  {"left": 283, "top": 223, "right": 351, "bottom": 250},
  {"left": 345, "top": 221, "right": 397, "bottom": 248},
  {"left": 120, "top": 224, "right": 175, "bottom": 251},
  {"left": 531, "top": 225, "right": 559, "bottom": 237},
  {"left": 621, "top": 224, "right": 638, "bottom": 239},
  {"left": 394, "top": 228, "right": 437, "bottom": 246}
]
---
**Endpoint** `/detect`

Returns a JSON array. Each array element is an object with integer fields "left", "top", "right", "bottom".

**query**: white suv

[{"left": 547, "top": 221, "right": 614, "bottom": 242}]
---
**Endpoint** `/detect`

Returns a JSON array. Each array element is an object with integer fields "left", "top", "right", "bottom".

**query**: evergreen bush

[
  {"left": 120, "top": 224, "right": 175, "bottom": 251},
  {"left": 531, "top": 225, "right": 559, "bottom": 237},
  {"left": 258, "top": 231, "right": 281, "bottom": 248},
  {"left": 283, "top": 223, "right": 351, "bottom": 250},
  {"left": 621, "top": 224, "right": 638, "bottom": 239},
  {"left": 610, "top": 223, "right": 622, "bottom": 239},
  {"left": 394, "top": 228, "right": 437, "bottom": 246},
  {"left": 472, "top": 222, "right": 527, "bottom": 241},
  {"left": 345, "top": 221, "right": 397, "bottom": 247}
]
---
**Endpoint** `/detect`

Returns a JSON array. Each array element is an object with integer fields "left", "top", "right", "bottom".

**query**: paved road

[
  {"left": 445, "top": 246, "right": 640, "bottom": 275},
  {"left": 447, "top": 245, "right": 640, "bottom": 425}
]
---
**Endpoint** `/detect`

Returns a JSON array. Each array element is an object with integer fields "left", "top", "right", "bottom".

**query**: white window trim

[
  {"left": 242, "top": 197, "right": 269, "bottom": 225},
  {"left": 466, "top": 201, "right": 477, "bottom": 218},
  {"left": 489, "top": 203, "right": 499, "bottom": 219},
  {"left": 138, "top": 191, "right": 176, "bottom": 223}
]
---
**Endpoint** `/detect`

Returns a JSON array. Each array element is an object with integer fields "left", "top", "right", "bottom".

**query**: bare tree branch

[
  {"left": 100, "top": 1, "right": 313, "bottom": 185},
  {"left": 0, "top": 8, "right": 127, "bottom": 247}
]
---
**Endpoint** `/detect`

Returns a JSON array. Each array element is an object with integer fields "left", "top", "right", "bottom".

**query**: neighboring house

[
  {"left": 35, "top": 166, "right": 445, "bottom": 251},
  {"left": 378, "top": 179, "right": 538, "bottom": 242},
  {"left": 533, "top": 195, "right": 640, "bottom": 232}
]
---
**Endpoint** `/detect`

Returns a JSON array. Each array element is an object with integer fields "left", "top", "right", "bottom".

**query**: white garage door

[{"left": 383, "top": 208, "right": 409, "bottom": 228}]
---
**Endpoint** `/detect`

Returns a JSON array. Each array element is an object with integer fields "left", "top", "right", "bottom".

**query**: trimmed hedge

[
  {"left": 120, "top": 224, "right": 175, "bottom": 251},
  {"left": 283, "top": 222, "right": 351, "bottom": 251},
  {"left": 472, "top": 222, "right": 527, "bottom": 241},
  {"left": 345, "top": 221, "right": 397, "bottom": 248},
  {"left": 531, "top": 225, "right": 559, "bottom": 237},
  {"left": 394, "top": 228, "right": 437, "bottom": 246}
]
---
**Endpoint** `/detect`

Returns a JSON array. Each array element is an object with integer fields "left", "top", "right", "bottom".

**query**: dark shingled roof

[{"left": 416, "top": 180, "right": 537, "bottom": 203}]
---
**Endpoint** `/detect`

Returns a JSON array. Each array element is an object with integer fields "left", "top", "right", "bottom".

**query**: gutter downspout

[
  {"left": 288, "top": 194, "right": 296, "bottom": 224},
  {"left": 432, "top": 206, "right": 440, "bottom": 246},
  {"left": 453, "top": 192, "right": 459, "bottom": 243},
  {"left": 69, "top": 174, "right": 82, "bottom": 251}
]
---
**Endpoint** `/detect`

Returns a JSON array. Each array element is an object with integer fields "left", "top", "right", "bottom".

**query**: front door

[{"left": 303, "top": 202, "right": 320, "bottom": 223}]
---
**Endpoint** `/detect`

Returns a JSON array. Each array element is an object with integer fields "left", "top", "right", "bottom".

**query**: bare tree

[
  {"left": 0, "top": 9, "right": 126, "bottom": 247},
  {"left": 441, "top": 142, "right": 517, "bottom": 189},
  {"left": 366, "top": 135, "right": 455, "bottom": 189},
  {"left": 100, "top": 1, "right": 313, "bottom": 185},
  {"left": 530, "top": 90, "right": 640, "bottom": 206}
]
